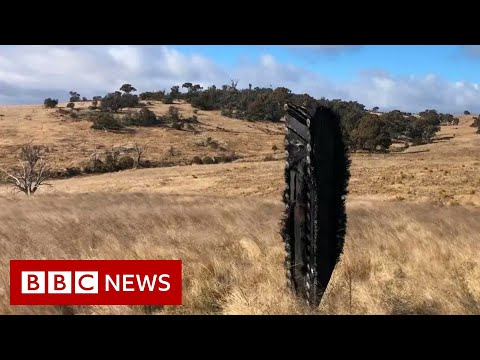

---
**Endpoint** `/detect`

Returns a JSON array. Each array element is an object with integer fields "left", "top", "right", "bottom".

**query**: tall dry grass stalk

[{"left": 1, "top": 193, "right": 479, "bottom": 315}]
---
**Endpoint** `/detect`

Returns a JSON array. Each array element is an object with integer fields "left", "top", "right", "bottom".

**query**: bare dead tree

[
  {"left": 133, "top": 141, "right": 150, "bottom": 169},
  {"left": 89, "top": 144, "right": 103, "bottom": 172},
  {"left": 229, "top": 79, "right": 239, "bottom": 91},
  {"left": 1, "top": 143, "right": 53, "bottom": 196}
]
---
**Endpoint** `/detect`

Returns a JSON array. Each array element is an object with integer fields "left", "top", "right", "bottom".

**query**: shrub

[
  {"left": 223, "top": 152, "right": 238, "bottom": 162},
  {"left": 221, "top": 108, "right": 232, "bottom": 117},
  {"left": 70, "top": 112, "right": 78, "bottom": 119},
  {"left": 124, "top": 108, "right": 161, "bottom": 126},
  {"left": 264, "top": 154, "right": 274, "bottom": 161},
  {"left": 202, "top": 156, "right": 215, "bottom": 164},
  {"left": 56, "top": 108, "right": 70, "bottom": 115},
  {"left": 162, "top": 95, "right": 174, "bottom": 104},
  {"left": 121, "top": 93, "right": 139, "bottom": 108},
  {"left": 272, "top": 144, "right": 278, "bottom": 151},
  {"left": 193, "top": 109, "right": 198, "bottom": 114},
  {"left": 191, "top": 156, "right": 203, "bottom": 164},
  {"left": 67, "top": 102, "right": 75, "bottom": 109},
  {"left": 191, "top": 92, "right": 219, "bottom": 110},
  {"left": 66, "top": 167, "right": 82, "bottom": 176},
  {"left": 168, "top": 106, "right": 180, "bottom": 121},
  {"left": 471, "top": 116, "right": 480, "bottom": 133},
  {"left": 44, "top": 98, "right": 59, "bottom": 108},
  {"left": 117, "top": 156, "right": 135, "bottom": 170},
  {"left": 91, "top": 113, "right": 124, "bottom": 130},
  {"left": 104, "top": 149, "right": 121, "bottom": 172}
]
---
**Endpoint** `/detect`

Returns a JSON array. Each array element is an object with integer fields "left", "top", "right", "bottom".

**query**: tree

[
  {"left": 139, "top": 90, "right": 165, "bottom": 101},
  {"left": 120, "top": 93, "right": 139, "bottom": 108},
  {"left": 82, "top": 97, "right": 88, "bottom": 102},
  {"left": 464, "top": 110, "right": 471, "bottom": 115},
  {"left": 170, "top": 86, "right": 180, "bottom": 99},
  {"left": 351, "top": 114, "right": 392, "bottom": 152},
  {"left": 67, "top": 102, "right": 75, "bottom": 109},
  {"left": 100, "top": 92, "right": 136, "bottom": 112},
  {"left": 92, "top": 96, "right": 103, "bottom": 101},
  {"left": 418, "top": 109, "right": 441, "bottom": 126},
  {"left": 69, "top": 91, "right": 81, "bottom": 102},
  {"left": 133, "top": 141, "right": 150, "bottom": 168},
  {"left": 406, "top": 117, "right": 440, "bottom": 144},
  {"left": 182, "top": 83, "right": 193, "bottom": 92},
  {"left": 120, "top": 84, "right": 137, "bottom": 94},
  {"left": 380, "top": 110, "right": 409, "bottom": 138},
  {"left": 43, "top": 98, "right": 58, "bottom": 108},
  {"left": 372, "top": 106, "right": 379, "bottom": 112},
  {"left": 1, "top": 143, "right": 52, "bottom": 196},
  {"left": 229, "top": 79, "right": 239, "bottom": 91},
  {"left": 439, "top": 113, "right": 459, "bottom": 125}
]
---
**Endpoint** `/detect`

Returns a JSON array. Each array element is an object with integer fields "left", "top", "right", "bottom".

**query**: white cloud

[
  {"left": 108, "top": 46, "right": 143, "bottom": 72},
  {"left": 0, "top": 46, "right": 479, "bottom": 114},
  {"left": 0, "top": 45, "right": 226, "bottom": 103}
]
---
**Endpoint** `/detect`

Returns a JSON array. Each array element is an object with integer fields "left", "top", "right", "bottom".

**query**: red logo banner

[{"left": 10, "top": 260, "right": 182, "bottom": 305}]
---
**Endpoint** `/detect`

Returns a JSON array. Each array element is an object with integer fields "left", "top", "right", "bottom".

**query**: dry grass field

[{"left": 0, "top": 101, "right": 479, "bottom": 314}]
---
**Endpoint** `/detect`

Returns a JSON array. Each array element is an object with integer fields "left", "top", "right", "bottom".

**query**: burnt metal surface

[{"left": 282, "top": 102, "right": 350, "bottom": 307}]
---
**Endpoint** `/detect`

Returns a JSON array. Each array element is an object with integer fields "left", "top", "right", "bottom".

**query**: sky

[{"left": 1, "top": 45, "right": 480, "bottom": 114}]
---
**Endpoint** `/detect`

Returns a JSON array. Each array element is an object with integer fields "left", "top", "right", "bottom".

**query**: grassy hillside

[
  {"left": 1, "top": 193, "right": 479, "bottom": 315},
  {"left": 0, "top": 101, "right": 479, "bottom": 314},
  {"left": 0, "top": 101, "right": 284, "bottom": 172}
]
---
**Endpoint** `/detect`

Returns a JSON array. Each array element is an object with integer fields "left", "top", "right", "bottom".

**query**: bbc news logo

[{"left": 10, "top": 260, "right": 182, "bottom": 305}]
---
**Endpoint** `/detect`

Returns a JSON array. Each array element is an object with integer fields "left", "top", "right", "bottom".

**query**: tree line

[
  {"left": 43, "top": 81, "right": 474, "bottom": 153},
  {"left": 137, "top": 82, "right": 466, "bottom": 151}
]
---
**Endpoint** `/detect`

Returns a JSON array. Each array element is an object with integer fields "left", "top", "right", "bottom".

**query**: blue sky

[
  {"left": 1, "top": 45, "right": 479, "bottom": 113},
  {"left": 171, "top": 45, "right": 479, "bottom": 83}
]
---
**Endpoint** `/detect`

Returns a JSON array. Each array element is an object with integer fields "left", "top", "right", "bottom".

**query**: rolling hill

[{"left": 0, "top": 100, "right": 479, "bottom": 314}]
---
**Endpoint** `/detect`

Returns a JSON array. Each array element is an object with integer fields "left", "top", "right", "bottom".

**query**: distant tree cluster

[
  {"left": 43, "top": 98, "right": 58, "bottom": 108},
  {"left": 100, "top": 91, "right": 139, "bottom": 112},
  {"left": 69, "top": 91, "right": 81, "bottom": 102},
  {"left": 139, "top": 90, "right": 165, "bottom": 101},
  {"left": 45, "top": 80, "right": 454, "bottom": 152}
]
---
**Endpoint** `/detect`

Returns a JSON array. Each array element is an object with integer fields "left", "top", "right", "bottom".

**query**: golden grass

[
  {"left": 0, "top": 102, "right": 479, "bottom": 314},
  {"left": 0, "top": 101, "right": 284, "bottom": 171},
  {"left": 1, "top": 193, "right": 479, "bottom": 315},
  {"left": 1, "top": 102, "right": 478, "bottom": 205}
]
